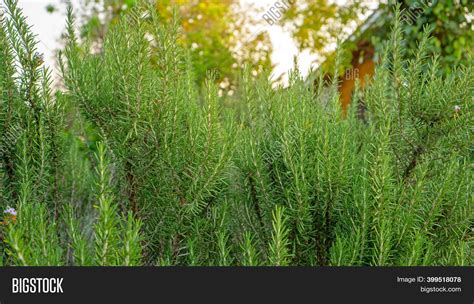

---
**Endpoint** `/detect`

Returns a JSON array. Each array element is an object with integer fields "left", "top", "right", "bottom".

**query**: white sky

[
  {"left": 16, "top": 0, "right": 377, "bottom": 82},
  {"left": 17, "top": 0, "right": 67, "bottom": 69}
]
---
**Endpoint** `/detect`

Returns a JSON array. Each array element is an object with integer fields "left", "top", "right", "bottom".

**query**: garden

[{"left": 0, "top": 0, "right": 472, "bottom": 266}]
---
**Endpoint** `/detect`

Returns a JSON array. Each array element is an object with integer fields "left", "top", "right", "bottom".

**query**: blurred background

[{"left": 18, "top": 0, "right": 473, "bottom": 90}]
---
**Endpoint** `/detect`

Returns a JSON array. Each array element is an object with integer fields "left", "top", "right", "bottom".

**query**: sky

[
  {"left": 16, "top": 0, "right": 377, "bottom": 83},
  {"left": 17, "top": 0, "right": 67, "bottom": 70}
]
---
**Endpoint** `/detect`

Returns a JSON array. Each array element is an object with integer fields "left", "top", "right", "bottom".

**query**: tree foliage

[
  {"left": 65, "top": 0, "right": 272, "bottom": 85},
  {"left": 385, "top": 0, "right": 474, "bottom": 74},
  {"left": 282, "top": 0, "right": 369, "bottom": 50},
  {"left": 290, "top": 0, "right": 473, "bottom": 74}
]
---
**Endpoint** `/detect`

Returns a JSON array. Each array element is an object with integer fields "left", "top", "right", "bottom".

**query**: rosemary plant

[{"left": 0, "top": 1, "right": 471, "bottom": 266}]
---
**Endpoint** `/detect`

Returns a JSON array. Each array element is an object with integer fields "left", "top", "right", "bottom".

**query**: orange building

[
  {"left": 326, "top": 9, "right": 385, "bottom": 113},
  {"left": 339, "top": 40, "right": 376, "bottom": 112}
]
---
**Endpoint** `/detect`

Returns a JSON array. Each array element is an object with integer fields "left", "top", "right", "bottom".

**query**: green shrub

[{"left": 0, "top": 1, "right": 472, "bottom": 266}]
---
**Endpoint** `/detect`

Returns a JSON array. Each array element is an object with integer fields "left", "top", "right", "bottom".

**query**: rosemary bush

[{"left": 0, "top": 1, "right": 472, "bottom": 266}]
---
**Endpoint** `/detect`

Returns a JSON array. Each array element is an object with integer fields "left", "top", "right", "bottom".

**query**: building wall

[{"left": 339, "top": 41, "right": 376, "bottom": 112}]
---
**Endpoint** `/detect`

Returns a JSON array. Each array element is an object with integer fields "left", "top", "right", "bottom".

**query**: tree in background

[
  {"left": 386, "top": 0, "right": 474, "bottom": 74},
  {"left": 282, "top": 0, "right": 473, "bottom": 74},
  {"left": 49, "top": 0, "right": 272, "bottom": 86},
  {"left": 156, "top": 0, "right": 272, "bottom": 86},
  {"left": 281, "top": 0, "right": 370, "bottom": 61}
]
